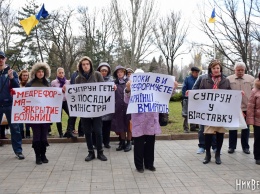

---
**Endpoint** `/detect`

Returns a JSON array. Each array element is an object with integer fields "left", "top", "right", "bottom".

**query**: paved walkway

[{"left": 0, "top": 138, "right": 259, "bottom": 194}]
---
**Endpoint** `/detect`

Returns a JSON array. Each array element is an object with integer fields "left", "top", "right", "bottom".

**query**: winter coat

[
  {"left": 51, "top": 78, "right": 70, "bottom": 101},
  {"left": 247, "top": 79, "right": 260, "bottom": 127},
  {"left": 97, "top": 62, "right": 114, "bottom": 121},
  {"left": 182, "top": 74, "right": 198, "bottom": 98},
  {"left": 199, "top": 73, "right": 231, "bottom": 134},
  {"left": 227, "top": 74, "right": 255, "bottom": 111},
  {"left": 0, "top": 65, "right": 19, "bottom": 106},
  {"left": 124, "top": 91, "right": 161, "bottom": 137},
  {"left": 111, "top": 65, "right": 130, "bottom": 132},
  {"left": 70, "top": 71, "right": 78, "bottom": 85}
]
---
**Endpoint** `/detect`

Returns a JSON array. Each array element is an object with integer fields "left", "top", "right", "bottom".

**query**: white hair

[{"left": 234, "top": 62, "right": 246, "bottom": 70}]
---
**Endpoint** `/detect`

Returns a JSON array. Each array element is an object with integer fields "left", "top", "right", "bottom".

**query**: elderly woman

[
  {"left": 125, "top": 69, "right": 178, "bottom": 173},
  {"left": 247, "top": 73, "right": 260, "bottom": 165},
  {"left": 51, "top": 67, "right": 71, "bottom": 138},
  {"left": 199, "top": 60, "right": 231, "bottom": 165},
  {"left": 26, "top": 63, "right": 51, "bottom": 164}
]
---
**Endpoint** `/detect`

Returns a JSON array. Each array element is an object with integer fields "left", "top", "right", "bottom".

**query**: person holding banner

[
  {"left": 247, "top": 73, "right": 260, "bottom": 165},
  {"left": 0, "top": 51, "right": 24, "bottom": 160},
  {"left": 126, "top": 68, "right": 134, "bottom": 78},
  {"left": 18, "top": 69, "right": 31, "bottom": 138},
  {"left": 97, "top": 62, "right": 114, "bottom": 148},
  {"left": 111, "top": 65, "right": 132, "bottom": 152},
  {"left": 75, "top": 56, "right": 107, "bottom": 161},
  {"left": 227, "top": 62, "right": 255, "bottom": 155},
  {"left": 199, "top": 60, "right": 231, "bottom": 165},
  {"left": 124, "top": 69, "right": 178, "bottom": 172},
  {"left": 26, "top": 62, "right": 51, "bottom": 164},
  {"left": 51, "top": 67, "right": 71, "bottom": 138}
]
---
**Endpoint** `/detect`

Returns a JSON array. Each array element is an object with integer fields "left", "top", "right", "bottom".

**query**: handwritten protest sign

[
  {"left": 11, "top": 87, "right": 63, "bottom": 123},
  {"left": 65, "top": 82, "right": 115, "bottom": 118},
  {"left": 127, "top": 73, "right": 175, "bottom": 114},
  {"left": 188, "top": 89, "right": 242, "bottom": 127}
]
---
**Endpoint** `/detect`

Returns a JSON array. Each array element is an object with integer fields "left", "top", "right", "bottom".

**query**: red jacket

[{"left": 247, "top": 79, "right": 260, "bottom": 126}]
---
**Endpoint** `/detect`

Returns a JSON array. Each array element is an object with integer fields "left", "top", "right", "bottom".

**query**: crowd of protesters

[{"left": 1, "top": 49, "right": 260, "bottom": 173}]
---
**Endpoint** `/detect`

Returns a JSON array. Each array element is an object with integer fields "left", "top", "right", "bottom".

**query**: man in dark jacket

[
  {"left": 0, "top": 51, "right": 24, "bottom": 159},
  {"left": 182, "top": 67, "right": 200, "bottom": 133}
]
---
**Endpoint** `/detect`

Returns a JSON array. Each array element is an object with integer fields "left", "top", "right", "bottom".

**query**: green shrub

[{"left": 170, "top": 92, "right": 182, "bottom": 101}]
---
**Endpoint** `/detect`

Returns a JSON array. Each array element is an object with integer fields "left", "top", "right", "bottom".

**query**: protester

[
  {"left": 247, "top": 73, "right": 260, "bottom": 165},
  {"left": 111, "top": 65, "right": 132, "bottom": 152},
  {"left": 75, "top": 56, "right": 107, "bottom": 161},
  {"left": 18, "top": 69, "right": 31, "bottom": 138},
  {"left": 182, "top": 66, "right": 200, "bottom": 133},
  {"left": 97, "top": 62, "right": 114, "bottom": 148},
  {"left": 26, "top": 62, "right": 51, "bottom": 164},
  {"left": 227, "top": 62, "right": 254, "bottom": 154},
  {"left": 124, "top": 69, "right": 178, "bottom": 172},
  {"left": 192, "top": 66, "right": 216, "bottom": 154},
  {"left": 198, "top": 60, "right": 231, "bottom": 165},
  {"left": 0, "top": 51, "right": 24, "bottom": 159},
  {"left": 126, "top": 68, "right": 134, "bottom": 78},
  {"left": 51, "top": 67, "right": 71, "bottom": 138}
]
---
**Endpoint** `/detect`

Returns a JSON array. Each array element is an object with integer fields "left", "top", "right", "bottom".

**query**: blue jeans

[
  {"left": 198, "top": 125, "right": 216, "bottom": 149},
  {"left": 0, "top": 106, "right": 22, "bottom": 153},
  {"left": 81, "top": 117, "right": 103, "bottom": 151}
]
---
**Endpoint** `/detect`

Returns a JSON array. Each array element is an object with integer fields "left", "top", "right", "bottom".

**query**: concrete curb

[{"left": 0, "top": 132, "right": 254, "bottom": 144}]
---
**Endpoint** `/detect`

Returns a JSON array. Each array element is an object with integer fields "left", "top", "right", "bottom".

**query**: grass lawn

[{"left": 49, "top": 101, "right": 184, "bottom": 137}]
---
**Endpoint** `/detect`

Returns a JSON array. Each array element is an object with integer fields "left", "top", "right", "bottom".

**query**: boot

[
  {"left": 57, "top": 123, "right": 63, "bottom": 138},
  {"left": 40, "top": 142, "right": 49, "bottom": 163},
  {"left": 85, "top": 150, "right": 95, "bottom": 161},
  {"left": 67, "top": 131, "right": 77, "bottom": 139},
  {"left": 215, "top": 152, "right": 221, "bottom": 164},
  {"left": 124, "top": 140, "right": 132, "bottom": 152},
  {"left": 97, "top": 150, "right": 107, "bottom": 161},
  {"left": 116, "top": 140, "right": 125, "bottom": 151},
  {"left": 33, "top": 142, "right": 42, "bottom": 165},
  {"left": 203, "top": 151, "right": 211, "bottom": 164}
]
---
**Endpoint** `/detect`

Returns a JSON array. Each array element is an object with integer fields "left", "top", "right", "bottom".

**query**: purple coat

[
  {"left": 111, "top": 81, "right": 130, "bottom": 133},
  {"left": 124, "top": 91, "right": 161, "bottom": 137}
]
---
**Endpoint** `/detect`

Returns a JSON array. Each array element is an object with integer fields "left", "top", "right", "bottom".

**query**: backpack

[{"left": 159, "top": 113, "right": 168, "bottom": 126}]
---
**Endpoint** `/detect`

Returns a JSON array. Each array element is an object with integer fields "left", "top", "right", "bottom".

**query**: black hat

[
  {"left": 191, "top": 67, "right": 200, "bottom": 72},
  {"left": 0, "top": 51, "right": 5, "bottom": 58}
]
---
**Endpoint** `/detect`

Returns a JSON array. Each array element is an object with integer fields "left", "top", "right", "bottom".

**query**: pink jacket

[
  {"left": 51, "top": 78, "right": 70, "bottom": 101},
  {"left": 246, "top": 79, "right": 260, "bottom": 126},
  {"left": 124, "top": 91, "right": 161, "bottom": 137}
]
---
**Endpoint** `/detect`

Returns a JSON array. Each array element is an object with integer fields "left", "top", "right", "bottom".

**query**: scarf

[
  {"left": 118, "top": 76, "right": 126, "bottom": 84},
  {"left": 57, "top": 77, "right": 66, "bottom": 88},
  {"left": 82, "top": 72, "right": 90, "bottom": 80},
  {"left": 211, "top": 74, "right": 221, "bottom": 89}
]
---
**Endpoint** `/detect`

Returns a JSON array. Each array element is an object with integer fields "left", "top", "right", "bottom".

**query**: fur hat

[{"left": 29, "top": 62, "right": 51, "bottom": 80}]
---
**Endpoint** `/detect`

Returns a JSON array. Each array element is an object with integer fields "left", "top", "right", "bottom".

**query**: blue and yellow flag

[
  {"left": 20, "top": 4, "right": 49, "bottom": 35},
  {"left": 209, "top": 8, "right": 216, "bottom": 23}
]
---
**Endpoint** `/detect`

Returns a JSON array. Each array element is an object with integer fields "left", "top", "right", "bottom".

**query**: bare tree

[
  {"left": 40, "top": 9, "right": 83, "bottom": 78},
  {"left": 0, "top": 0, "right": 15, "bottom": 52},
  {"left": 153, "top": 11, "right": 189, "bottom": 75},
  {"left": 77, "top": 6, "right": 116, "bottom": 67},
  {"left": 112, "top": 0, "right": 156, "bottom": 68},
  {"left": 199, "top": 0, "right": 257, "bottom": 75}
]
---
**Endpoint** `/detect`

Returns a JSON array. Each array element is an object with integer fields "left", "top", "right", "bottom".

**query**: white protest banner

[
  {"left": 65, "top": 82, "right": 115, "bottom": 118},
  {"left": 188, "top": 89, "right": 242, "bottom": 127},
  {"left": 127, "top": 73, "right": 175, "bottom": 114},
  {"left": 11, "top": 87, "right": 63, "bottom": 123}
]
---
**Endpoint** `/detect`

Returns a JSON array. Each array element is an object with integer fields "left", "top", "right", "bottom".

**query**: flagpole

[{"left": 214, "top": 18, "right": 216, "bottom": 59}]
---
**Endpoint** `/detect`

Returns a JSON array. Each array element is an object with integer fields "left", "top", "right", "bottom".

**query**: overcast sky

[{"left": 11, "top": 0, "right": 214, "bottom": 67}]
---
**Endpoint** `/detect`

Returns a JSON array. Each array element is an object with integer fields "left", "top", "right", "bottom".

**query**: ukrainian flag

[
  {"left": 20, "top": 4, "right": 49, "bottom": 35},
  {"left": 209, "top": 8, "right": 216, "bottom": 23}
]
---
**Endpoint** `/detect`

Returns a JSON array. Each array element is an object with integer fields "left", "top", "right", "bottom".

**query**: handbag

[{"left": 159, "top": 113, "right": 168, "bottom": 126}]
